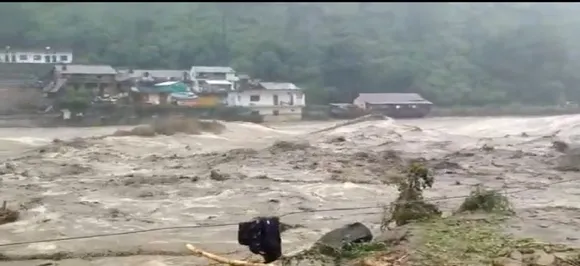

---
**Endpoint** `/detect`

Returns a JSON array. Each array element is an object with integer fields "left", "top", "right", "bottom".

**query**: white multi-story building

[
  {"left": 189, "top": 66, "right": 237, "bottom": 92},
  {"left": 227, "top": 82, "right": 305, "bottom": 122},
  {"left": 0, "top": 47, "right": 73, "bottom": 64}
]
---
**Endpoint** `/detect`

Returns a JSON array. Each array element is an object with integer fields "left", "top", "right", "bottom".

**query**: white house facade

[
  {"left": 189, "top": 66, "right": 237, "bottom": 92},
  {"left": 227, "top": 82, "right": 305, "bottom": 122},
  {"left": 0, "top": 48, "right": 73, "bottom": 64}
]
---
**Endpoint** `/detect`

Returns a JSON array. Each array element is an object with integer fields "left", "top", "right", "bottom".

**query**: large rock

[{"left": 314, "top": 222, "right": 373, "bottom": 256}]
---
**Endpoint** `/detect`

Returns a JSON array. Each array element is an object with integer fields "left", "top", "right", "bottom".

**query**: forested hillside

[{"left": 2, "top": 3, "right": 580, "bottom": 106}]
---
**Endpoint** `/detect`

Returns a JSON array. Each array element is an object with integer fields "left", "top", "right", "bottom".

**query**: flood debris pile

[
  {"left": 113, "top": 117, "right": 225, "bottom": 137},
  {"left": 268, "top": 140, "right": 311, "bottom": 153}
]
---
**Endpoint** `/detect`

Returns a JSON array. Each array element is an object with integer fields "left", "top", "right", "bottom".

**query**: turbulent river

[{"left": 0, "top": 115, "right": 579, "bottom": 265}]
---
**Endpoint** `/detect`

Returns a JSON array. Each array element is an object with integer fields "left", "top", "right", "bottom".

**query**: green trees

[{"left": 5, "top": 3, "right": 580, "bottom": 106}]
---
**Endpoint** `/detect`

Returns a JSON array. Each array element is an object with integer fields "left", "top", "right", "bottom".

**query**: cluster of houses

[
  {"left": 28, "top": 49, "right": 305, "bottom": 121},
  {"left": 2, "top": 48, "right": 434, "bottom": 120}
]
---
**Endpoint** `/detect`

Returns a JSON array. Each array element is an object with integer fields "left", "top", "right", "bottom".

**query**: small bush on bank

[{"left": 457, "top": 185, "right": 513, "bottom": 214}]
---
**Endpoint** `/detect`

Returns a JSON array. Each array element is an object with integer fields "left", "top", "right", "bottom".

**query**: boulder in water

[{"left": 314, "top": 222, "right": 373, "bottom": 256}]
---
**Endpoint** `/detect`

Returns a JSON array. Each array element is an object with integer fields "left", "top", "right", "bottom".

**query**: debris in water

[
  {"left": 209, "top": 169, "right": 230, "bottom": 181},
  {"left": 552, "top": 140, "right": 569, "bottom": 153},
  {"left": 268, "top": 140, "right": 310, "bottom": 152},
  {"left": 327, "top": 136, "right": 346, "bottom": 143},
  {"left": 481, "top": 144, "right": 495, "bottom": 152},
  {"left": 0, "top": 201, "right": 19, "bottom": 225},
  {"left": 113, "top": 117, "right": 225, "bottom": 137}
]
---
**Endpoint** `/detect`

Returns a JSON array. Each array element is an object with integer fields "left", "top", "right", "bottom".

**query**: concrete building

[
  {"left": 227, "top": 81, "right": 305, "bottom": 122},
  {"left": 0, "top": 47, "right": 73, "bottom": 64},
  {"left": 189, "top": 66, "right": 237, "bottom": 92},
  {"left": 42, "top": 64, "right": 118, "bottom": 97},
  {"left": 353, "top": 93, "right": 433, "bottom": 118}
]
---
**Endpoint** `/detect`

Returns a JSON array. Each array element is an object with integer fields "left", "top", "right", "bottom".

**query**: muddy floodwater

[{"left": 0, "top": 115, "right": 580, "bottom": 265}]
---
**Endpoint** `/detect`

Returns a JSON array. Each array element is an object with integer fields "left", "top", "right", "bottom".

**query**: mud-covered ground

[{"left": 0, "top": 115, "right": 579, "bottom": 265}]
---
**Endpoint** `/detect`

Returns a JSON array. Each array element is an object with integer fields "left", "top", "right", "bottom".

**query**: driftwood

[{"left": 185, "top": 244, "right": 275, "bottom": 266}]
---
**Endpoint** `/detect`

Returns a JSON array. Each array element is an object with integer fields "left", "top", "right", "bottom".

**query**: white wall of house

[
  {"left": 225, "top": 73, "right": 237, "bottom": 81},
  {"left": 227, "top": 89, "right": 306, "bottom": 107},
  {"left": 227, "top": 89, "right": 305, "bottom": 122},
  {"left": 0, "top": 51, "right": 73, "bottom": 64},
  {"left": 205, "top": 80, "right": 234, "bottom": 91},
  {"left": 249, "top": 105, "right": 303, "bottom": 122}
]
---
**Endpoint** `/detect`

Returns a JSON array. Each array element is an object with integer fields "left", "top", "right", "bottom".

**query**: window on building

[
  {"left": 296, "top": 92, "right": 303, "bottom": 99},
  {"left": 273, "top": 110, "right": 279, "bottom": 116},
  {"left": 18, "top": 54, "right": 28, "bottom": 61},
  {"left": 411, "top": 105, "right": 417, "bottom": 109},
  {"left": 52, "top": 55, "right": 57, "bottom": 63},
  {"left": 251, "top": 110, "right": 260, "bottom": 115},
  {"left": 33, "top": 55, "right": 42, "bottom": 61},
  {"left": 250, "top": 95, "right": 260, "bottom": 102},
  {"left": 60, "top": 55, "right": 68, "bottom": 62}
]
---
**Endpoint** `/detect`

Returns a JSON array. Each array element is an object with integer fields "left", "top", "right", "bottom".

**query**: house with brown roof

[
  {"left": 42, "top": 64, "right": 118, "bottom": 98},
  {"left": 353, "top": 93, "right": 433, "bottom": 118}
]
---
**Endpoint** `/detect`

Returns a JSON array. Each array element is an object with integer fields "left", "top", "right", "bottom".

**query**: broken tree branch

[{"left": 185, "top": 244, "right": 274, "bottom": 266}]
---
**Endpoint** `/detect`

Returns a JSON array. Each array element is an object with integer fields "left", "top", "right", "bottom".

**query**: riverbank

[
  {"left": 0, "top": 105, "right": 579, "bottom": 129},
  {"left": 429, "top": 105, "right": 580, "bottom": 117}
]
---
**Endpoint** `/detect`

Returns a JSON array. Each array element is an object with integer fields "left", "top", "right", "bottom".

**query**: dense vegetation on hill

[{"left": 3, "top": 3, "right": 580, "bottom": 106}]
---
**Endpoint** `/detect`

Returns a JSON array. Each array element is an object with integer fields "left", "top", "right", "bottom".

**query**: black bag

[{"left": 237, "top": 216, "right": 282, "bottom": 263}]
